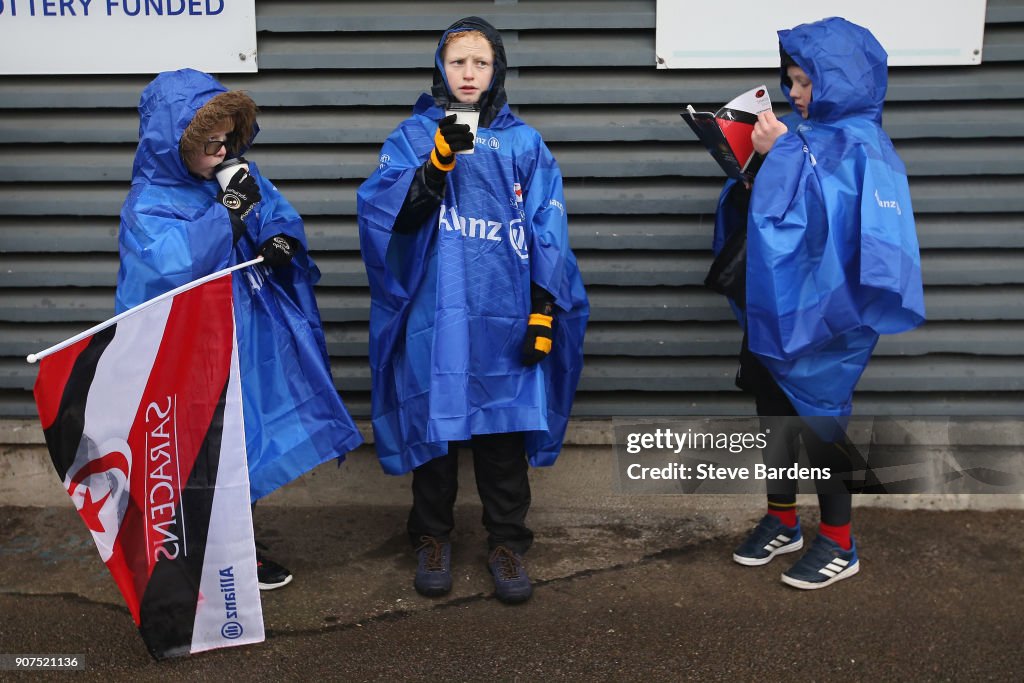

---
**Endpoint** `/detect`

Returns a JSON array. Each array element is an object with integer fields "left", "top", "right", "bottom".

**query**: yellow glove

[{"left": 521, "top": 313, "right": 554, "bottom": 365}]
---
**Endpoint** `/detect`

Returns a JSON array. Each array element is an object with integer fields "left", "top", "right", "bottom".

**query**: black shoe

[
  {"left": 413, "top": 536, "right": 452, "bottom": 597},
  {"left": 255, "top": 544, "right": 293, "bottom": 591},
  {"left": 488, "top": 545, "right": 532, "bottom": 604}
]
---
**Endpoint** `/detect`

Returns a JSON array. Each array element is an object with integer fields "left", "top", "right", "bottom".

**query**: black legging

[{"left": 738, "top": 339, "right": 852, "bottom": 526}]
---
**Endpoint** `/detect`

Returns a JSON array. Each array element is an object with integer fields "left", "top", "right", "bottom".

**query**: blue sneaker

[
  {"left": 781, "top": 534, "right": 860, "bottom": 590},
  {"left": 732, "top": 514, "right": 803, "bottom": 566},
  {"left": 488, "top": 546, "right": 532, "bottom": 604},
  {"left": 413, "top": 536, "right": 452, "bottom": 597}
]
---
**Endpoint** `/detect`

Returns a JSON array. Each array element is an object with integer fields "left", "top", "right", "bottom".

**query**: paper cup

[
  {"left": 445, "top": 105, "right": 480, "bottom": 154},
  {"left": 214, "top": 158, "right": 249, "bottom": 190}
]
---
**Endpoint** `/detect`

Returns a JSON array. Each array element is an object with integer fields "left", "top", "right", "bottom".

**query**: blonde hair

[{"left": 180, "top": 90, "right": 258, "bottom": 167}]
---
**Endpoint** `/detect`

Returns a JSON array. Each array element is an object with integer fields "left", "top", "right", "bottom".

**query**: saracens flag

[{"left": 30, "top": 265, "right": 264, "bottom": 659}]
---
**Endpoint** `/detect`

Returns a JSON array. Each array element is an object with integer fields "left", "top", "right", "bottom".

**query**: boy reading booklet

[{"left": 712, "top": 18, "right": 925, "bottom": 591}]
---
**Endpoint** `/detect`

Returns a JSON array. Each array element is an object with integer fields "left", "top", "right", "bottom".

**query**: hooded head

[
  {"left": 777, "top": 17, "right": 888, "bottom": 124},
  {"left": 133, "top": 69, "right": 258, "bottom": 185},
  {"left": 431, "top": 16, "right": 508, "bottom": 128}
]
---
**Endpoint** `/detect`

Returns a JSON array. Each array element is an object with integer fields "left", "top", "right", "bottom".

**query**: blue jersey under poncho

[
  {"left": 358, "top": 21, "right": 589, "bottom": 476},
  {"left": 114, "top": 69, "right": 362, "bottom": 500},
  {"left": 714, "top": 17, "right": 926, "bottom": 418}
]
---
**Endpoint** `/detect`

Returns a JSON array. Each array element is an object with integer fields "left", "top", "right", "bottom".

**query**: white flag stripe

[
  {"left": 66, "top": 298, "right": 173, "bottom": 562},
  {"left": 191, "top": 329, "right": 264, "bottom": 652},
  {"left": 170, "top": 393, "right": 189, "bottom": 561}
]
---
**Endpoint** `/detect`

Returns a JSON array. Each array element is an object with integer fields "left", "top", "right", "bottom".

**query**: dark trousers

[
  {"left": 738, "top": 338, "right": 852, "bottom": 526},
  {"left": 407, "top": 432, "right": 534, "bottom": 555}
]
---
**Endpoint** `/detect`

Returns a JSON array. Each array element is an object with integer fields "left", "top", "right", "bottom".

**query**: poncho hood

[
  {"left": 778, "top": 17, "right": 888, "bottom": 124},
  {"left": 430, "top": 16, "right": 508, "bottom": 128},
  {"left": 133, "top": 69, "right": 258, "bottom": 185}
]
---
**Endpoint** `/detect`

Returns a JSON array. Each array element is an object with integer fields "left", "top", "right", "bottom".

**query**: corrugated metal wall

[{"left": 1, "top": 0, "right": 1023, "bottom": 420}]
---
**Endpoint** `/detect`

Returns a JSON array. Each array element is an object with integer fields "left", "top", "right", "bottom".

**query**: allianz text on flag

[{"left": 32, "top": 274, "right": 264, "bottom": 659}]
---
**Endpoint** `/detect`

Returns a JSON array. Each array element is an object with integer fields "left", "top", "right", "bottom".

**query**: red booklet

[{"left": 681, "top": 85, "right": 772, "bottom": 181}]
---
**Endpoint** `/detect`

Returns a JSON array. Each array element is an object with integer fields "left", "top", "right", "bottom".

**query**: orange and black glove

[
  {"left": 429, "top": 114, "right": 474, "bottom": 171},
  {"left": 521, "top": 286, "right": 556, "bottom": 366},
  {"left": 394, "top": 115, "right": 472, "bottom": 234}
]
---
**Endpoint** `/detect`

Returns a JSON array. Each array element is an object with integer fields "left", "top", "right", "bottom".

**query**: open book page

[{"left": 682, "top": 85, "right": 772, "bottom": 181}]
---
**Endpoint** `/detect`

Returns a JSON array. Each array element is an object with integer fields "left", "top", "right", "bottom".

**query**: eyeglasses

[{"left": 203, "top": 139, "right": 229, "bottom": 155}]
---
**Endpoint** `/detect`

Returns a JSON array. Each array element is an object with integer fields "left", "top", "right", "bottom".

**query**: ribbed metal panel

[{"left": 0, "top": 0, "right": 1022, "bottom": 419}]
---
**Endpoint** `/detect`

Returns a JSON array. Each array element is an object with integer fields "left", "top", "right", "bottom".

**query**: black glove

[
  {"left": 228, "top": 213, "right": 247, "bottom": 245},
  {"left": 430, "top": 114, "right": 474, "bottom": 170},
  {"left": 259, "top": 234, "right": 300, "bottom": 268},
  {"left": 521, "top": 286, "right": 556, "bottom": 365},
  {"left": 217, "top": 168, "right": 262, "bottom": 220}
]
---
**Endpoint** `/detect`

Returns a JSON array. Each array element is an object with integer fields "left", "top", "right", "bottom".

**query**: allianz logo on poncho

[
  {"left": 874, "top": 189, "right": 902, "bottom": 215},
  {"left": 438, "top": 204, "right": 529, "bottom": 260}
]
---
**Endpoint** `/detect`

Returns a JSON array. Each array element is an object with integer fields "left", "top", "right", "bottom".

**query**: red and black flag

[{"left": 31, "top": 272, "right": 264, "bottom": 659}]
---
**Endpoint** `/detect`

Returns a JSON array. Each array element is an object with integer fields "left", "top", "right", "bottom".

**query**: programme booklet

[{"left": 681, "top": 85, "right": 772, "bottom": 181}]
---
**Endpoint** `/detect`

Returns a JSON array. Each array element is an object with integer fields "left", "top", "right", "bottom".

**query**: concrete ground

[{"left": 1, "top": 445, "right": 1022, "bottom": 681}]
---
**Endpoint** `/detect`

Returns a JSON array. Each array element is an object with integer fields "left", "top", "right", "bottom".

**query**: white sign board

[
  {"left": 656, "top": 0, "right": 987, "bottom": 69},
  {"left": 0, "top": 0, "right": 256, "bottom": 74}
]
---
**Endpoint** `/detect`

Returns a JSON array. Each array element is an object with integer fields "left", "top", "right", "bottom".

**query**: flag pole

[{"left": 26, "top": 257, "right": 264, "bottom": 364}]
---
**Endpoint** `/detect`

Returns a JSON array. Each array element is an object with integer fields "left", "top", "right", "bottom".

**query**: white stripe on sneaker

[
  {"left": 783, "top": 559, "right": 860, "bottom": 590},
  {"left": 819, "top": 559, "right": 850, "bottom": 576},
  {"left": 734, "top": 531, "right": 802, "bottom": 567}
]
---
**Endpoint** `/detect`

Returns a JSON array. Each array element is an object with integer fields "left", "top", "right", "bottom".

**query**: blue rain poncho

[
  {"left": 358, "top": 18, "right": 589, "bottom": 475},
  {"left": 115, "top": 69, "right": 362, "bottom": 500},
  {"left": 714, "top": 17, "right": 926, "bottom": 418}
]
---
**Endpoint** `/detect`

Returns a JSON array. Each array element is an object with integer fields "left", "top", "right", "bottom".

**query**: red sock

[
  {"left": 766, "top": 504, "right": 797, "bottom": 528},
  {"left": 818, "top": 521, "right": 852, "bottom": 550}
]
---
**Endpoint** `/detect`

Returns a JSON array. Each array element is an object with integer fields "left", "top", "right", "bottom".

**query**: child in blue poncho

[
  {"left": 357, "top": 17, "right": 589, "bottom": 604},
  {"left": 116, "top": 69, "right": 363, "bottom": 591},
  {"left": 715, "top": 18, "right": 925, "bottom": 589}
]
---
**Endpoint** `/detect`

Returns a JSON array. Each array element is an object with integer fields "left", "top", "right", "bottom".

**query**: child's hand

[{"left": 751, "top": 111, "right": 788, "bottom": 155}]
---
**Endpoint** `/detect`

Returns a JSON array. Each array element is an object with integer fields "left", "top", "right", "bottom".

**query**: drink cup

[
  {"left": 214, "top": 157, "right": 249, "bottom": 190},
  {"left": 445, "top": 103, "right": 480, "bottom": 154}
]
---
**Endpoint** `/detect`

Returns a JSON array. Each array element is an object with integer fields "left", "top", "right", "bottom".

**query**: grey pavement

[{"left": 1, "top": 446, "right": 1022, "bottom": 681}]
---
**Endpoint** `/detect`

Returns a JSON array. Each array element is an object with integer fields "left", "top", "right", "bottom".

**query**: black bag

[
  {"left": 704, "top": 227, "right": 746, "bottom": 306},
  {"left": 704, "top": 183, "right": 750, "bottom": 306}
]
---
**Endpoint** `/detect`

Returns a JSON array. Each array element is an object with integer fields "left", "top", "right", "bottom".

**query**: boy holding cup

[
  {"left": 358, "top": 17, "right": 589, "bottom": 604},
  {"left": 115, "top": 69, "right": 363, "bottom": 591}
]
